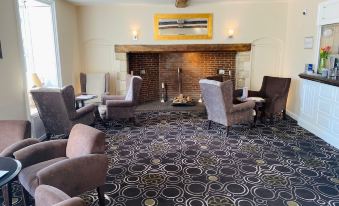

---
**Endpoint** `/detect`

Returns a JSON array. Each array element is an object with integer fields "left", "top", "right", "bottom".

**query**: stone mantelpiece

[{"left": 114, "top": 44, "right": 252, "bottom": 98}]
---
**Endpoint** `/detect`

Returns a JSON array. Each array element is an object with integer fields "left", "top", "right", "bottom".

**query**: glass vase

[{"left": 318, "top": 58, "right": 326, "bottom": 74}]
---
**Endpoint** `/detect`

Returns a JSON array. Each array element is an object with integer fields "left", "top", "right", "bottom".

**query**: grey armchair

[
  {"left": 0, "top": 120, "right": 39, "bottom": 158},
  {"left": 102, "top": 75, "right": 143, "bottom": 122},
  {"left": 14, "top": 124, "right": 108, "bottom": 206},
  {"left": 199, "top": 79, "right": 255, "bottom": 136},
  {"left": 35, "top": 185, "right": 86, "bottom": 206},
  {"left": 31, "top": 85, "right": 97, "bottom": 138}
]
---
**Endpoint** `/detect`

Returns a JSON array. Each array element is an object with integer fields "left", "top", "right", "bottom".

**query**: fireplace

[{"left": 117, "top": 44, "right": 251, "bottom": 104}]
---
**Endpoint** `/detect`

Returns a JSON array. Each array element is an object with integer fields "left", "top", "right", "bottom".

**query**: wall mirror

[{"left": 154, "top": 13, "right": 213, "bottom": 40}]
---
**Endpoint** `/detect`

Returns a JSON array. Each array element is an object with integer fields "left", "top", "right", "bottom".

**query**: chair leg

[
  {"left": 21, "top": 186, "right": 30, "bottom": 206},
  {"left": 283, "top": 109, "right": 287, "bottom": 120},
  {"left": 208, "top": 120, "right": 212, "bottom": 130},
  {"left": 2, "top": 183, "right": 11, "bottom": 206},
  {"left": 97, "top": 186, "right": 105, "bottom": 206},
  {"left": 226, "top": 126, "right": 230, "bottom": 137},
  {"left": 270, "top": 114, "right": 274, "bottom": 124}
]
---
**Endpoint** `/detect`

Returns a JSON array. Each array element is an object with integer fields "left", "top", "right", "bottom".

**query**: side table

[
  {"left": 75, "top": 94, "right": 97, "bottom": 109},
  {"left": 0, "top": 157, "right": 22, "bottom": 206}
]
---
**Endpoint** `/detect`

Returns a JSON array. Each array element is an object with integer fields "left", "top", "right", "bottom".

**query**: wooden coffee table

[{"left": 0, "top": 157, "right": 22, "bottom": 206}]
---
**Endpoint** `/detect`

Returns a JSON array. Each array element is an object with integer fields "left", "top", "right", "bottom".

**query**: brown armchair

[
  {"left": 14, "top": 124, "right": 108, "bottom": 206},
  {"left": 0, "top": 120, "right": 39, "bottom": 158},
  {"left": 199, "top": 79, "right": 255, "bottom": 136},
  {"left": 31, "top": 85, "right": 97, "bottom": 138},
  {"left": 235, "top": 76, "right": 291, "bottom": 122},
  {"left": 35, "top": 185, "right": 86, "bottom": 206},
  {"left": 102, "top": 75, "right": 143, "bottom": 122}
]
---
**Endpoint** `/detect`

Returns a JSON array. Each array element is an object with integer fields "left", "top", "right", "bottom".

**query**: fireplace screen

[{"left": 154, "top": 13, "right": 213, "bottom": 40}]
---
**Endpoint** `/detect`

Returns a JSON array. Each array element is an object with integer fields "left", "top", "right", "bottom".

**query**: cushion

[
  {"left": 19, "top": 157, "right": 67, "bottom": 196},
  {"left": 66, "top": 124, "right": 105, "bottom": 159}
]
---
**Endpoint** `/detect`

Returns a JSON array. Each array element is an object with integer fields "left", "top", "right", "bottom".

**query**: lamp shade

[{"left": 32, "top": 73, "right": 42, "bottom": 87}]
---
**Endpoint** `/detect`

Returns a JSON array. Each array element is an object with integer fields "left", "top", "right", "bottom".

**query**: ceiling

[{"left": 66, "top": 0, "right": 285, "bottom": 6}]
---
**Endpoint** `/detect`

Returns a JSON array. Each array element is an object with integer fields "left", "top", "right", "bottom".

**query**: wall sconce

[
  {"left": 228, "top": 29, "right": 235, "bottom": 38},
  {"left": 132, "top": 30, "right": 138, "bottom": 41}
]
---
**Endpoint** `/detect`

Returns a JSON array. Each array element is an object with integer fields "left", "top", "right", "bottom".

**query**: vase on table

[{"left": 318, "top": 58, "right": 326, "bottom": 74}]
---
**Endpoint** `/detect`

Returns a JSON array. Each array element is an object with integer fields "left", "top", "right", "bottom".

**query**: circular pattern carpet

[{"left": 2, "top": 111, "right": 339, "bottom": 206}]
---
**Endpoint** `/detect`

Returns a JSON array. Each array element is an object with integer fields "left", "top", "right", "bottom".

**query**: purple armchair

[
  {"left": 35, "top": 185, "right": 86, "bottom": 206},
  {"left": 14, "top": 124, "right": 108, "bottom": 206},
  {"left": 102, "top": 75, "right": 142, "bottom": 122},
  {"left": 199, "top": 79, "right": 255, "bottom": 136},
  {"left": 31, "top": 85, "right": 97, "bottom": 138}
]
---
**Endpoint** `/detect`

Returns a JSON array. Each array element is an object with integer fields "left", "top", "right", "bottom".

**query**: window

[{"left": 17, "top": 0, "right": 61, "bottom": 113}]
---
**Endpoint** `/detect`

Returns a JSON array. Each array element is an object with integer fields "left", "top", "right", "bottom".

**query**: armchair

[
  {"left": 31, "top": 85, "right": 97, "bottom": 138},
  {"left": 14, "top": 124, "right": 108, "bottom": 206},
  {"left": 35, "top": 185, "right": 85, "bottom": 206},
  {"left": 102, "top": 75, "right": 143, "bottom": 122},
  {"left": 80, "top": 72, "right": 110, "bottom": 103},
  {"left": 0, "top": 120, "right": 39, "bottom": 158},
  {"left": 235, "top": 76, "right": 291, "bottom": 122},
  {"left": 199, "top": 79, "right": 255, "bottom": 136}
]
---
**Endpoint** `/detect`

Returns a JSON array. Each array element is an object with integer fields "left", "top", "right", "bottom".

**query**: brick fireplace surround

[{"left": 115, "top": 44, "right": 251, "bottom": 103}]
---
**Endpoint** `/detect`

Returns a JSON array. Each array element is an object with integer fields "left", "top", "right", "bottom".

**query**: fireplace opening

[{"left": 128, "top": 51, "right": 237, "bottom": 104}]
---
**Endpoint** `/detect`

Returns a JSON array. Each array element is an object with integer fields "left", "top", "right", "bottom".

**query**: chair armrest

[
  {"left": 74, "top": 104, "right": 96, "bottom": 119},
  {"left": 0, "top": 138, "right": 40, "bottom": 158},
  {"left": 106, "top": 100, "right": 134, "bottom": 107},
  {"left": 37, "top": 154, "right": 108, "bottom": 197},
  {"left": 102, "top": 95, "right": 125, "bottom": 105},
  {"left": 55, "top": 198, "right": 86, "bottom": 206},
  {"left": 14, "top": 140, "right": 67, "bottom": 168},
  {"left": 231, "top": 101, "right": 255, "bottom": 113}
]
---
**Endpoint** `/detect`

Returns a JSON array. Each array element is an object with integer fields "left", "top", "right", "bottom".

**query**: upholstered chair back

[
  {"left": 125, "top": 75, "right": 143, "bottom": 105},
  {"left": 30, "top": 85, "right": 76, "bottom": 135},
  {"left": 200, "top": 80, "right": 235, "bottom": 124},
  {"left": 260, "top": 76, "right": 291, "bottom": 99},
  {"left": 66, "top": 124, "right": 105, "bottom": 159},
  {"left": 0, "top": 120, "right": 31, "bottom": 152}
]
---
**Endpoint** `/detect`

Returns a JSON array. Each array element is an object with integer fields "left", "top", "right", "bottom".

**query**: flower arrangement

[{"left": 320, "top": 46, "right": 331, "bottom": 59}]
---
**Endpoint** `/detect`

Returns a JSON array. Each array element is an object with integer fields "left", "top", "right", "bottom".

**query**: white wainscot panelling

[
  {"left": 301, "top": 80, "right": 317, "bottom": 120},
  {"left": 299, "top": 79, "right": 339, "bottom": 149},
  {"left": 319, "top": 0, "right": 339, "bottom": 25}
]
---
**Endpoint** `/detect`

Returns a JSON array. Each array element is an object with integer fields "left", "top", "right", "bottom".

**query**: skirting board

[{"left": 299, "top": 118, "right": 339, "bottom": 149}]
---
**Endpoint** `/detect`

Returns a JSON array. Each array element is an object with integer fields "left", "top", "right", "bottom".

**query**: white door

[{"left": 250, "top": 38, "right": 283, "bottom": 91}]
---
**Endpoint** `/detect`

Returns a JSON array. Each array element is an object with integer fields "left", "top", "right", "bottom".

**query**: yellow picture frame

[{"left": 154, "top": 13, "right": 213, "bottom": 40}]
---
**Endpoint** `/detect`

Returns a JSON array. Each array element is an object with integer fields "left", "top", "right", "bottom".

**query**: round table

[
  {"left": 236, "top": 97, "right": 266, "bottom": 125},
  {"left": 0, "top": 157, "right": 22, "bottom": 206}
]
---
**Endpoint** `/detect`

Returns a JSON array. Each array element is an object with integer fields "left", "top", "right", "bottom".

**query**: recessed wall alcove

[{"left": 114, "top": 44, "right": 252, "bottom": 103}]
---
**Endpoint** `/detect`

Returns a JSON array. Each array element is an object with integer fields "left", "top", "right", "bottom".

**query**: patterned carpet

[{"left": 2, "top": 111, "right": 339, "bottom": 206}]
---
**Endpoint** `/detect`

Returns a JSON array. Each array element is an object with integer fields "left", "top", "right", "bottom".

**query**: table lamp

[{"left": 32, "top": 73, "right": 42, "bottom": 88}]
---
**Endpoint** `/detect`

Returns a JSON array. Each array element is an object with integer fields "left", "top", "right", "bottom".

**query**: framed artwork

[
  {"left": 304, "top": 36, "right": 313, "bottom": 49},
  {"left": 154, "top": 13, "right": 213, "bottom": 40}
]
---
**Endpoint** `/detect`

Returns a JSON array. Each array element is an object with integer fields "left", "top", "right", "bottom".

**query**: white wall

[
  {"left": 78, "top": 2, "right": 288, "bottom": 94},
  {"left": 283, "top": 0, "right": 325, "bottom": 119},
  {"left": 0, "top": 0, "right": 28, "bottom": 120},
  {"left": 56, "top": 0, "right": 82, "bottom": 93}
]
